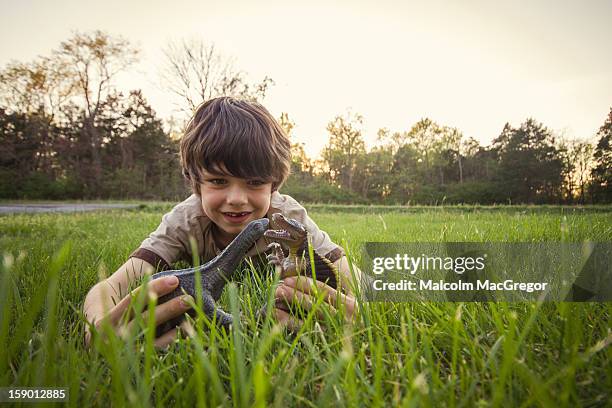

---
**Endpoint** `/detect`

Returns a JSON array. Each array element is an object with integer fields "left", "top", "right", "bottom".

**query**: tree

[
  {"left": 0, "top": 108, "right": 31, "bottom": 196},
  {"left": 438, "top": 127, "right": 463, "bottom": 185},
  {"left": 558, "top": 136, "right": 594, "bottom": 203},
  {"left": 354, "top": 146, "right": 394, "bottom": 201},
  {"left": 574, "top": 141, "right": 594, "bottom": 203},
  {"left": 0, "top": 57, "right": 73, "bottom": 119},
  {"left": 590, "top": 108, "right": 612, "bottom": 203},
  {"left": 0, "top": 57, "right": 75, "bottom": 177},
  {"left": 55, "top": 30, "right": 139, "bottom": 192},
  {"left": 404, "top": 119, "right": 447, "bottom": 186},
  {"left": 278, "top": 112, "right": 311, "bottom": 177},
  {"left": 492, "top": 119, "right": 565, "bottom": 203},
  {"left": 95, "top": 90, "right": 184, "bottom": 199},
  {"left": 0, "top": 31, "right": 191, "bottom": 200},
  {"left": 160, "top": 38, "right": 273, "bottom": 114},
  {"left": 376, "top": 127, "right": 405, "bottom": 155},
  {"left": 322, "top": 112, "right": 366, "bottom": 191},
  {"left": 458, "top": 137, "right": 482, "bottom": 181},
  {"left": 376, "top": 120, "right": 475, "bottom": 202},
  {"left": 389, "top": 143, "right": 421, "bottom": 203}
]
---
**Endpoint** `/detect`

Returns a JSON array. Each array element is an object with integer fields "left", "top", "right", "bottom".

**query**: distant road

[{"left": 0, "top": 203, "right": 139, "bottom": 214}]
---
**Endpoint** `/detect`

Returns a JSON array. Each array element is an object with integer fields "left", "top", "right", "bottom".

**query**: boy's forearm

[
  {"left": 335, "top": 256, "right": 365, "bottom": 295},
  {"left": 83, "top": 280, "right": 119, "bottom": 324},
  {"left": 83, "top": 257, "right": 154, "bottom": 324}
]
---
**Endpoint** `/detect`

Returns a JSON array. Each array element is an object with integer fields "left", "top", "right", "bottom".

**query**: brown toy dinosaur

[{"left": 263, "top": 213, "right": 342, "bottom": 314}]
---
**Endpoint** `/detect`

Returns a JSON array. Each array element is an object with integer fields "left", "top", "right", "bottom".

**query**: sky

[{"left": 1, "top": 0, "right": 611, "bottom": 158}]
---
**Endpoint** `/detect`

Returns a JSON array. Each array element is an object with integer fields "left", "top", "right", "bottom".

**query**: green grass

[{"left": 0, "top": 204, "right": 610, "bottom": 407}]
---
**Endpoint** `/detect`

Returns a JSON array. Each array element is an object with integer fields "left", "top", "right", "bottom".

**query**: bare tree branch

[{"left": 159, "top": 38, "right": 274, "bottom": 115}]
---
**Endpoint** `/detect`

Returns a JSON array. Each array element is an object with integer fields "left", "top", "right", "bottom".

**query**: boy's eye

[
  {"left": 248, "top": 180, "right": 266, "bottom": 186},
  {"left": 208, "top": 179, "right": 227, "bottom": 185}
]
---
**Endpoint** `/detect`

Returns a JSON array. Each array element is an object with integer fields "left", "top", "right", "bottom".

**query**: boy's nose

[{"left": 226, "top": 186, "right": 248, "bottom": 205}]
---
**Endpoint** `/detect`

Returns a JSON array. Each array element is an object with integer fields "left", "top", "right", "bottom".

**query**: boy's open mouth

[{"left": 222, "top": 211, "right": 252, "bottom": 222}]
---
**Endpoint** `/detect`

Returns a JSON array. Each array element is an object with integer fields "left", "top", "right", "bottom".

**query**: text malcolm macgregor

[{"left": 370, "top": 254, "right": 549, "bottom": 293}]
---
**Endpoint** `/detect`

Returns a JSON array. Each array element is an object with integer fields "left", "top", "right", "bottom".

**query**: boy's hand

[
  {"left": 84, "top": 275, "right": 194, "bottom": 350},
  {"left": 273, "top": 276, "right": 356, "bottom": 331}
]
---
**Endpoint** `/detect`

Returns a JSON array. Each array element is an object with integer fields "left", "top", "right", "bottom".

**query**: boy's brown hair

[{"left": 180, "top": 97, "right": 292, "bottom": 195}]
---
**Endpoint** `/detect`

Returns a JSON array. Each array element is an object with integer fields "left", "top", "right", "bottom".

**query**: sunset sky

[{"left": 1, "top": 0, "right": 611, "bottom": 157}]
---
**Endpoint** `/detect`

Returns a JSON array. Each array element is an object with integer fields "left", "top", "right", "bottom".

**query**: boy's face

[{"left": 199, "top": 166, "right": 273, "bottom": 246}]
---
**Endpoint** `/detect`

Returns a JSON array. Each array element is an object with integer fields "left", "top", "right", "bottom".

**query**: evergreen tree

[
  {"left": 492, "top": 119, "right": 565, "bottom": 203},
  {"left": 590, "top": 108, "right": 612, "bottom": 203}
]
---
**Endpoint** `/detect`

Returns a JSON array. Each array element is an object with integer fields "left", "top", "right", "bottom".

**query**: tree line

[
  {"left": 0, "top": 32, "right": 269, "bottom": 200},
  {"left": 285, "top": 111, "right": 611, "bottom": 204},
  {"left": 1, "top": 31, "right": 610, "bottom": 204}
]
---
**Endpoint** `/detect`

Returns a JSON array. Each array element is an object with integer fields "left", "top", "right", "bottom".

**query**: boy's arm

[
  {"left": 333, "top": 255, "right": 367, "bottom": 296},
  {"left": 83, "top": 257, "right": 155, "bottom": 327},
  {"left": 83, "top": 257, "right": 194, "bottom": 349}
]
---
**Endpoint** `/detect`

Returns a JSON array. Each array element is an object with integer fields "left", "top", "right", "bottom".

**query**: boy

[{"left": 83, "top": 97, "right": 357, "bottom": 348}]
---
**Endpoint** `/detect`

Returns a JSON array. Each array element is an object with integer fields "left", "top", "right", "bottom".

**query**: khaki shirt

[{"left": 130, "top": 192, "right": 344, "bottom": 271}]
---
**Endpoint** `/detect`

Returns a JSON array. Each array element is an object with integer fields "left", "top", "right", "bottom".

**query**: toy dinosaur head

[{"left": 264, "top": 213, "right": 307, "bottom": 249}]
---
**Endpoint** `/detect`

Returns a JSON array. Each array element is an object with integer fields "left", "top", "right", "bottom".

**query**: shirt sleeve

[{"left": 129, "top": 195, "right": 204, "bottom": 269}]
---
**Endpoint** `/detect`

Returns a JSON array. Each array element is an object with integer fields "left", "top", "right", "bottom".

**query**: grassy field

[{"left": 0, "top": 204, "right": 610, "bottom": 407}]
